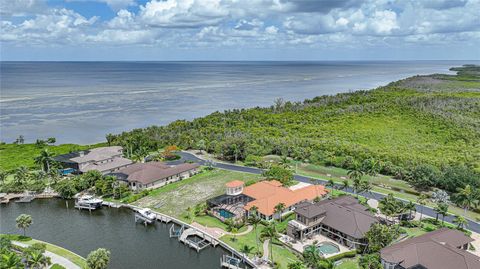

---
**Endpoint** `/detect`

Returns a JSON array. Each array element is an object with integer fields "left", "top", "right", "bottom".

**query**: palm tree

[
  {"left": 247, "top": 212, "right": 261, "bottom": 253},
  {"left": 348, "top": 164, "right": 364, "bottom": 197},
  {"left": 86, "top": 248, "right": 111, "bottom": 269},
  {"left": 456, "top": 185, "right": 478, "bottom": 216},
  {"left": 453, "top": 215, "right": 468, "bottom": 229},
  {"left": 274, "top": 203, "right": 286, "bottom": 221},
  {"left": 326, "top": 179, "right": 335, "bottom": 196},
  {"left": 230, "top": 227, "right": 239, "bottom": 242},
  {"left": 379, "top": 194, "right": 400, "bottom": 223},
  {"left": 352, "top": 178, "right": 362, "bottom": 197},
  {"left": 240, "top": 244, "right": 254, "bottom": 260},
  {"left": 260, "top": 223, "right": 278, "bottom": 264},
  {"left": 16, "top": 214, "right": 33, "bottom": 236},
  {"left": 347, "top": 164, "right": 364, "bottom": 182},
  {"left": 302, "top": 244, "right": 320, "bottom": 268},
  {"left": 359, "top": 180, "right": 373, "bottom": 196},
  {"left": 404, "top": 201, "right": 416, "bottom": 220},
  {"left": 105, "top": 133, "right": 115, "bottom": 146},
  {"left": 365, "top": 158, "right": 379, "bottom": 176},
  {"left": 417, "top": 193, "right": 428, "bottom": 221},
  {"left": 34, "top": 149, "right": 55, "bottom": 173},
  {"left": 13, "top": 166, "right": 29, "bottom": 188},
  {"left": 1, "top": 252, "right": 22, "bottom": 268},
  {"left": 26, "top": 250, "right": 51, "bottom": 269},
  {"left": 434, "top": 203, "right": 449, "bottom": 224}
]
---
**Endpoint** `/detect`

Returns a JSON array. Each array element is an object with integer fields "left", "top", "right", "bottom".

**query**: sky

[{"left": 0, "top": 0, "right": 479, "bottom": 61}]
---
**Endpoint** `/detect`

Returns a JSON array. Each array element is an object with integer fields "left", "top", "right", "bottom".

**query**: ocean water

[{"left": 0, "top": 61, "right": 475, "bottom": 144}]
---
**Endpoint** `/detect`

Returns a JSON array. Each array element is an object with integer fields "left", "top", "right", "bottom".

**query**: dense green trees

[
  {"left": 359, "top": 253, "right": 382, "bottom": 269},
  {"left": 365, "top": 224, "right": 397, "bottom": 253},
  {"left": 262, "top": 166, "right": 294, "bottom": 186},
  {"left": 93, "top": 66, "right": 479, "bottom": 208},
  {"left": 0, "top": 237, "right": 51, "bottom": 269},
  {"left": 408, "top": 164, "right": 440, "bottom": 191}
]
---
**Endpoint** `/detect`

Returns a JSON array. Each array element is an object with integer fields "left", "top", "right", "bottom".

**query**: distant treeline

[{"left": 108, "top": 65, "right": 480, "bottom": 198}]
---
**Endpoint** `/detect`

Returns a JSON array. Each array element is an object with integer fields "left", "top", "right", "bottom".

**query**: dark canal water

[{"left": 0, "top": 199, "right": 232, "bottom": 269}]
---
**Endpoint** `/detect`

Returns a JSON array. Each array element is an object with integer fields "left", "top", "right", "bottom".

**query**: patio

[{"left": 281, "top": 233, "right": 351, "bottom": 258}]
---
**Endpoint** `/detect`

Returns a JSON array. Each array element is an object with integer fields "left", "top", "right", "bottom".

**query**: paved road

[{"left": 176, "top": 151, "right": 480, "bottom": 233}]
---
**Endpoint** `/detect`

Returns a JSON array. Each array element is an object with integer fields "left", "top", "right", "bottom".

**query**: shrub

[{"left": 327, "top": 250, "right": 357, "bottom": 262}]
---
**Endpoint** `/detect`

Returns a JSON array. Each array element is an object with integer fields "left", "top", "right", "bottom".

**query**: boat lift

[
  {"left": 220, "top": 255, "right": 244, "bottom": 269},
  {"left": 169, "top": 224, "right": 184, "bottom": 238}
]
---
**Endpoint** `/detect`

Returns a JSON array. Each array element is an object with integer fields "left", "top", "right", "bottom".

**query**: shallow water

[
  {"left": 0, "top": 199, "right": 236, "bottom": 269},
  {"left": 1, "top": 61, "right": 477, "bottom": 144}
]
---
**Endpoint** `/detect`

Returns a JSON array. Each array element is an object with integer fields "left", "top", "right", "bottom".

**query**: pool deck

[{"left": 285, "top": 233, "right": 351, "bottom": 258}]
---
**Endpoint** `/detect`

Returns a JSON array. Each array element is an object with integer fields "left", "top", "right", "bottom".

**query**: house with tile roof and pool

[{"left": 207, "top": 180, "right": 328, "bottom": 222}]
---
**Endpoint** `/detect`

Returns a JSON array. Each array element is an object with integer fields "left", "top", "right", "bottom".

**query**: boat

[
  {"left": 137, "top": 208, "right": 157, "bottom": 221},
  {"left": 75, "top": 195, "right": 104, "bottom": 210}
]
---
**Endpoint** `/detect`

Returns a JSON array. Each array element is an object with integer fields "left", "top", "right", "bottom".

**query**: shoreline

[{"left": 1, "top": 61, "right": 466, "bottom": 145}]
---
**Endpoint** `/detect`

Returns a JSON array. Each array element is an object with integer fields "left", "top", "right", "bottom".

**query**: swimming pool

[
  {"left": 218, "top": 209, "right": 235, "bottom": 218},
  {"left": 317, "top": 242, "right": 340, "bottom": 255}
]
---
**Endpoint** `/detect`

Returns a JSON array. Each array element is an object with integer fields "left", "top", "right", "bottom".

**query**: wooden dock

[{"left": 179, "top": 227, "right": 219, "bottom": 252}]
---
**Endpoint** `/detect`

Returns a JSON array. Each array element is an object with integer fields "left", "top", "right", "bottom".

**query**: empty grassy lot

[{"left": 133, "top": 168, "right": 260, "bottom": 218}]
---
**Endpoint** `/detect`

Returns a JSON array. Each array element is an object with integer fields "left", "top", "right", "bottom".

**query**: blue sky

[{"left": 1, "top": 0, "right": 479, "bottom": 61}]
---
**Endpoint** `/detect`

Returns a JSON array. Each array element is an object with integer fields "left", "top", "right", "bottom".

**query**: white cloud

[
  {"left": 0, "top": 0, "right": 47, "bottom": 16},
  {"left": 139, "top": 0, "right": 228, "bottom": 28},
  {"left": 1, "top": 0, "right": 479, "bottom": 53},
  {"left": 87, "top": 29, "right": 156, "bottom": 44},
  {"left": 1, "top": 8, "right": 97, "bottom": 44}
]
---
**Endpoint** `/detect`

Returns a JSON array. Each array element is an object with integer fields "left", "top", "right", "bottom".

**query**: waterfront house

[
  {"left": 54, "top": 146, "right": 133, "bottom": 175},
  {"left": 286, "top": 196, "right": 378, "bottom": 249},
  {"left": 207, "top": 180, "right": 328, "bottom": 222},
  {"left": 112, "top": 162, "right": 200, "bottom": 191},
  {"left": 380, "top": 228, "right": 479, "bottom": 269}
]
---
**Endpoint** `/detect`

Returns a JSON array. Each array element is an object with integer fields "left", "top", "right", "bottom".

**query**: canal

[{"left": 0, "top": 199, "right": 236, "bottom": 269}]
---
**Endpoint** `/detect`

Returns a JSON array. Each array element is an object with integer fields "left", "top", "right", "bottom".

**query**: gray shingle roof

[
  {"left": 381, "top": 228, "right": 479, "bottom": 269},
  {"left": 295, "top": 196, "right": 378, "bottom": 239},
  {"left": 116, "top": 162, "right": 200, "bottom": 185}
]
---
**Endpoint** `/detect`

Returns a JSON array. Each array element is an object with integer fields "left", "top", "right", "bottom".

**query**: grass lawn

[
  {"left": 335, "top": 256, "right": 360, "bottom": 269},
  {"left": 1, "top": 234, "right": 86, "bottom": 268},
  {"left": 30, "top": 239, "right": 87, "bottom": 268},
  {"left": 0, "top": 143, "right": 103, "bottom": 171},
  {"left": 187, "top": 214, "right": 247, "bottom": 233},
  {"left": 133, "top": 168, "right": 261, "bottom": 219},
  {"left": 222, "top": 224, "right": 300, "bottom": 269}
]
